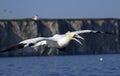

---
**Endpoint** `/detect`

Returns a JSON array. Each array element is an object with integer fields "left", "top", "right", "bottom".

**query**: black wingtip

[
  {"left": 0, "top": 43, "right": 26, "bottom": 53},
  {"left": 105, "top": 32, "right": 115, "bottom": 35},
  {"left": 95, "top": 31, "right": 104, "bottom": 34},
  {"left": 95, "top": 31, "right": 114, "bottom": 35}
]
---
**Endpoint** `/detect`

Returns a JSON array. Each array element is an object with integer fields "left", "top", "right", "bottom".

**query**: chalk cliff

[{"left": 0, "top": 18, "right": 120, "bottom": 56}]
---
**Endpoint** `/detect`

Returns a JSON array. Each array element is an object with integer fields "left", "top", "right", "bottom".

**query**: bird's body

[
  {"left": 20, "top": 33, "right": 73, "bottom": 48},
  {"left": 0, "top": 30, "right": 112, "bottom": 54}
]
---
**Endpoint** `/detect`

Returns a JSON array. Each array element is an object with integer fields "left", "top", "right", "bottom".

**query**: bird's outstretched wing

[
  {"left": 0, "top": 35, "right": 61, "bottom": 53},
  {"left": 74, "top": 30, "right": 113, "bottom": 34},
  {"left": 0, "top": 43, "right": 26, "bottom": 53},
  {"left": 0, "top": 37, "right": 46, "bottom": 53}
]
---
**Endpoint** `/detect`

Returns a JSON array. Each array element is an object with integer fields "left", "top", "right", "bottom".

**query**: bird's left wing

[{"left": 74, "top": 30, "right": 113, "bottom": 34}]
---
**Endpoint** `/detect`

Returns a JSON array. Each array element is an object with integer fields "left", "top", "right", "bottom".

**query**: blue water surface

[{"left": 0, "top": 54, "right": 120, "bottom": 76}]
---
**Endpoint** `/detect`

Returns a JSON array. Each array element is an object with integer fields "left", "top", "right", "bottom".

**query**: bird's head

[{"left": 66, "top": 31, "right": 84, "bottom": 45}]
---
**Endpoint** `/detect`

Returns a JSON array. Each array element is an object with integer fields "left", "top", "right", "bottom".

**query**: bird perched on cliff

[
  {"left": 33, "top": 14, "right": 39, "bottom": 20},
  {"left": 0, "top": 30, "right": 112, "bottom": 54}
]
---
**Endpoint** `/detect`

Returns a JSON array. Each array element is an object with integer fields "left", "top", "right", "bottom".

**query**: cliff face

[{"left": 0, "top": 18, "right": 120, "bottom": 56}]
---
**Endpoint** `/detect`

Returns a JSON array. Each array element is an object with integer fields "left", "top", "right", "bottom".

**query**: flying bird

[{"left": 0, "top": 30, "right": 112, "bottom": 54}]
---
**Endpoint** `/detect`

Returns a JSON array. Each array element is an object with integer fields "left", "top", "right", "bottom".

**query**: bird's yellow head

[
  {"left": 66, "top": 32, "right": 76, "bottom": 39},
  {"left": 66, "top": 31, "right": 84, "bottom": 45}
]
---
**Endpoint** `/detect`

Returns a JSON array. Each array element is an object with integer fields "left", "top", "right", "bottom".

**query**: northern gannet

[{"left": 0, "top": 30, "right": 112, "bottom": 53}]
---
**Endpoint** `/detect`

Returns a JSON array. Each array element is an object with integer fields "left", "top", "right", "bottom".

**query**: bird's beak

[
  {"left": 73, "top": 34, "right": 84, "bottom": 40},
  {"left": 72, "top": 34, "right": 84, "bottom": 45}
]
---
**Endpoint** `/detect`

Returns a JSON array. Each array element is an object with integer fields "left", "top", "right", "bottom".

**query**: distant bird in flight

[{"left": 0, "top": 30, "right": 112, "bottom": 54}]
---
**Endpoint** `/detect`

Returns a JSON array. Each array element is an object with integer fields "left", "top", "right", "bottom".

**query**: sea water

[{"left": 0, "top": 54, "right": 120, "bottom": 76}]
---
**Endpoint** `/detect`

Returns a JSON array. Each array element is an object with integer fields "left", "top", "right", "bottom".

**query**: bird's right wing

[
  {"left": 0, "top": 43, "right": 26, "bottom": 53},
  {"left": 0, "top": 37, "right": 46, "bottom": 53}
]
